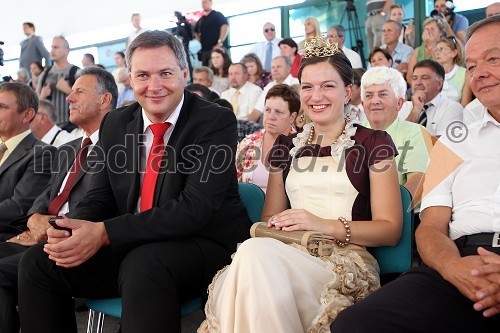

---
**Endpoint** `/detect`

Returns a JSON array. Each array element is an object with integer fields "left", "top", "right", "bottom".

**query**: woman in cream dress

[{"left": 199, "top": 37, "right": 403, "bottom": 333}]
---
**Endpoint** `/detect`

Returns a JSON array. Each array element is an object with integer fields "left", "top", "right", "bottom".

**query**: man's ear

[
  {"left": 101, "top": 92, "right": 113, "bottom": 110},
  {"left": 24, "top": 108, "right": 36, "bottom": 124}
]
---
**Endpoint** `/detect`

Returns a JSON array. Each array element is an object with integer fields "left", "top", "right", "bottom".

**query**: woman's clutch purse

[{"left": 250, "top": 222, "right": 335, "bottom": 257}]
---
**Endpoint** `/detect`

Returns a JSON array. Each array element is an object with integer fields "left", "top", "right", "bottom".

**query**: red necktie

[
  {"left": 140, "top": 123, "right": 171, "bottom": 212},
  {"left": 47, "top": 138, "right": 92, "bottom": 215}
]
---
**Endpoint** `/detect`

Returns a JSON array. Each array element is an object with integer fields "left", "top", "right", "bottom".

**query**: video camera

[{"left": 172, "top": 11, "right": 193, "bottom": 44}]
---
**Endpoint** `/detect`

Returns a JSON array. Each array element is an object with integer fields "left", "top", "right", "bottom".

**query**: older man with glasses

[
  {"left": 249, "top": 22, "right": 282, "bottom": 72},
  {"left": 327, "top": 24, "right": 364, "bottom": 68}
]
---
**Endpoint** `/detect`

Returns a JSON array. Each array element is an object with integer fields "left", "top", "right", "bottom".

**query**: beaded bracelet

[{"left": 335, "top": 216, "right": 351, "bottom": 247}]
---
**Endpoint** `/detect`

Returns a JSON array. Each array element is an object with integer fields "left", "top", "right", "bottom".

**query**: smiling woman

[{"left": 199, "top": 36, "right": 403, "bottom": 333}]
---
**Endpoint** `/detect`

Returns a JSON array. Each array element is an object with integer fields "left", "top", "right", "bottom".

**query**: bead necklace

[{"left": 306, "top": 119, "right": 348, "bottom": 146}]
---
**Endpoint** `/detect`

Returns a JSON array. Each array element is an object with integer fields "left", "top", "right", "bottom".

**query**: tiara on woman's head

[{"left": 302, "top": 36, "right": 341, "bottom": 59}]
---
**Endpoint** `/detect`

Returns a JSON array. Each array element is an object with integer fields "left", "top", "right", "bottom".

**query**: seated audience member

[
  {"left": 193, "top": 66, "right": 215, "bottom": 90},
  {"left": 369, "top": 47, "right": 393, "bottom": 68},
  {"left": 0, "top": 67, "right": 117, "bottom": 333},
  {"left": 433, "top": 0, "right": 469, "bottom": 43},
  {"left": 248, "top": 22, "right": 282, "bottom": 72},
  {"left": 251, "top": 56, "right": 299, "bottom": 121},
  {"left": 30, "top": 99, "right": 79, "bottom": 146},
  {"left": 486, "top": 2, "right": 500, "bottom": 17},
  {"left": 81, "top": 53, "right": 95, "bottom": 67},
  {"left": 186, "top": 83, "right": 262, "bottom": 142},
  {"left": 16, "top": 68, "right": 30, "bottom": 84},
  {"left": 278, "top": 38, "right": 301, "bottom": 78},
  {"left": 389, "top": 4, "right": 415, "bottom": 48},
  {"left": 117, "top": 68, "right": 136, "bottom": 107},
  {"left": 198, "top": 36, "right": 403, "bottom": 333},
  {"left": 240, "top": 53, "right": 271, "bottom": 89},
  {"left": 347, "top": 67, "right": 367, "bottom": 122},
  {"left": 433, "top": 36, "right": 473, "bottom": 106},
  {"left": 400, "top": 59, "right": 463, "bottom": 137},
  {"left": 298, "top": 16, "right": 322, "bottom": 51},
  {"left": 210, "top": 47, "right": 232, "bottom": 94},
  {"left": 236, "top": 84, "right": 298, "bottom": 192},
  {"left": 332, "top": 16, "right": 500, "bottom": 332},
  {"left": 361, "top": 66, "right": 430, "bottom": 198},
  {"left": 221, "top": 63, "right": 262, "bottom": 121},
  {"left": 407, "top": 16, "right": 446, "bottom": 83},
  {"left": 327, "top": 24, "right": 363, "bottom": 69},
  {"left": 0, "top": 83, "right": 55, "bottom": 241},
  {"left": 17, "top": 30, "right": 249, "bottom": 333},
  {"left": 380, "top": 20, "right": 414, "bottom": 75},
  {"left": 29, "top": 61, "right": 44, "bottom": 90}
]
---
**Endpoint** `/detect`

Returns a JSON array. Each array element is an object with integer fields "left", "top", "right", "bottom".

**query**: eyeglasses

[{"left": 264, "top": 28, "right": 275, "bottom": 33}]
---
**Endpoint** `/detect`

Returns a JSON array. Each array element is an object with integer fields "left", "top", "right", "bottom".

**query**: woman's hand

[{"left": 268, "top": 209, "right": 331, "bottom": 234}]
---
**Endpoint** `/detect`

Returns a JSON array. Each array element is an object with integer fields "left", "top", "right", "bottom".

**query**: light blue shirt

[
  {"left": 117, "top": 87, "right": 136, "bottom": 108},
  {"left": 381, "top": 42, "right": 414, "bottom": 67}
]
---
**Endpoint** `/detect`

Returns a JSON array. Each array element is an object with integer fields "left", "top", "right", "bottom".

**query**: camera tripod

[{"left": 340, "top": 0, "right": 366, "bottom": 68}]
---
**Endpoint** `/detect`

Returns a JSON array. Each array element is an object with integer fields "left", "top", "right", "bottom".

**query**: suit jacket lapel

[
  {"left": 0, "top": 133, "right": 35, "bottom": 176},
  {"left": 126, "top": 106, "right": 144, "bottom": 212}
]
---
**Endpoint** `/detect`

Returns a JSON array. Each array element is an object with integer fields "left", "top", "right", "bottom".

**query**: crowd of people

[{"left": 0, "top": 0, "right": 499, "bottom": 332}]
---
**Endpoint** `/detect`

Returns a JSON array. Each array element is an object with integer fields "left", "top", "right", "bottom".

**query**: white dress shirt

[
  {"left": 248, "top": 38, "right": 282, "bottom": 70},
  {"left": 136, "top": 96, "right": 184, "bottom": 213},
  {"left": 41, "top": 125, "right": 80, "bottom": 147},
  {"left": 56, "top": 130, "right": 99, "bottom": 215},
  {"left": 254, "top": 74, "right": 300, "bottom": 113},
  {"left": 421, "top": 111, "right": 500, "bottom": 240},
  {"left": 342, "top": 46, "right": 363, "bottom": 69},
  {"left": 398, "top": 94, "right": 463, "bottom": 136},
  {"left": 463, "top": 98, "right": 486, "bottom": 126},
  {"left": 221, "top": 81, "right": 262, "bottom": 119}
]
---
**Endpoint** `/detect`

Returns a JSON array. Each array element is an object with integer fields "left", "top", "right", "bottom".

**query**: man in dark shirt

[{"left": 194, "top": 0, "right": 229, "bottom": 66}]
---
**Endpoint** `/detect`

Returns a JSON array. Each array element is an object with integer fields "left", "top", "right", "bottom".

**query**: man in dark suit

[
  {"left": 0, "top": 82, "right": 55, "bottom": 241},
  {"left": 19, "top": 22, "right": 50, "bottom": 72},
  {"left": 0, "top": 67, "right": 117, "bottom": 333},
  {"left": 18, "top": 30, "right": 250, "bottom": 333}
]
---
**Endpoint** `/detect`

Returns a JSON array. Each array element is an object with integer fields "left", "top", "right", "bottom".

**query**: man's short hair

[
  {"left": 38, "top": 99, "right": 56, "bottom": 122},
  {"left": 193, "top": 66, "right": 214, "bottom": 82},
  {"left": 23, "top": 22, "right": 35, "bottom": 31},
  {"left": 413, "top": 59, "right": 445, "bottom": 81},
  {"left": 126, "top": 30, "right": 187, "bottom": 71},
  {"left": 76, "top": 67, "right": 119, "bottom": 110},
  {"left": 186, "top": 83, "right": 213, "bottom": 100},
  {"left": 0, "top": 82, "right": 39, "bottom": 114},
  {"left": 17, "top": 68, "right": 30, "bottom": 80},
  {"left": 465, "top": 15, "right": 500, "bottom": 43},
  {"left": 361, "top": 67, "right": 407, "bottom": 100},
  {"left": 273, "top": 55, "right": 292, "bottom": 69},
  {"left": 328, "top": 24, "right": 345, "bottom": 37},
  {"left": 131, "top": 13, "right": 141, "bottom": 19},
  {"left": 230, "top": 63, "right": 248, "bottom": 74},
  {"left": 53, "top": 35, "right": 70, "bottom": 49},
  {"left": 384, "top": 19, "right": 403, "bottom": 32},
  {"left": 83, "top": 53, "right": 95, "bottom": 63}
]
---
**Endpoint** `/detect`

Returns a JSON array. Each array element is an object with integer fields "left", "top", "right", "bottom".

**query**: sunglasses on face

[{"left": 264, "top": 28, "right": 275, "bottom": 33}]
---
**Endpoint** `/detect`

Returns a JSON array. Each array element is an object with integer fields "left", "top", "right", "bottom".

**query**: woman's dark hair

[
  {"left": 210, "top": 48, "right": 232, "bottom": 78},
  {"left": 265, "top": 84, "right": 301, "bottom": 116},
  {"left": 241, "top": 53, "right": 265, "bottom": 77},
  {"left": 298, "top": 51, "right": 354, "bottom": 87},
  {"left": 278, "top": 38, "right": 299, "bottom": 56},
  {"left": 369, "top": 47, "right": 393, "bottom": 65},
  {"left": 30, "top": 61, "right": 44, "bottom": 73}
]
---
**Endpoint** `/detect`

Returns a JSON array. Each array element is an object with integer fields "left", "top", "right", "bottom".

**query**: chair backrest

[
  {"left": 370, "top": 185, "right": 414, "bottom": 275},
  {"left": 238, "top": 182, "right": 265, "bottom": 223}
]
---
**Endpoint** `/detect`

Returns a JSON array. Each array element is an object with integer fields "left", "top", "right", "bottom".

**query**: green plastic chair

[{"left": 85, "top": 182, "right": 265, "bottom": 332}]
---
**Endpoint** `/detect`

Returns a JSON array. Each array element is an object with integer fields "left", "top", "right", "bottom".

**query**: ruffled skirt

[{"left": 198, "top": 238, "right": 380, "bottom": 333}]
